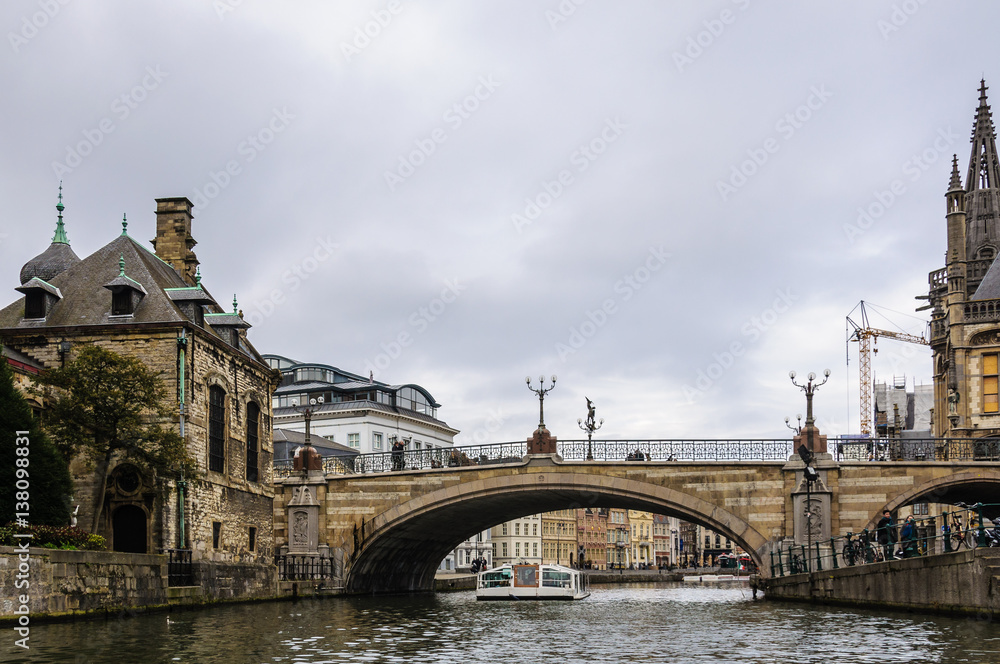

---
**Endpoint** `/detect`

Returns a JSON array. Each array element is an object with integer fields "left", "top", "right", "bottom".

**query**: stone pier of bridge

[{"left": 273, "top": 447, "right": 1000, "bottom": 594}]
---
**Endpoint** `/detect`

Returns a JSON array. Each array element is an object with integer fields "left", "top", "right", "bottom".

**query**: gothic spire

[
  {"left": 52, "top": 182, "right": 69, "bottom": 245},
  {"left": 965, "top": 79, "right": 1000, "bottom": 192},
  {"left": 949, "top": 154, "right": 962, "bottom": 191}
]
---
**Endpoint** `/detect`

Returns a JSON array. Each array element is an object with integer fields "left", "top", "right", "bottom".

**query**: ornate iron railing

[
  {"left": 831, "top": 437, "right": 1000, "bottom": 462},
  {"left": 275, "top": 554, "right": 335, "bottom": 581},
  {"left": 271, "top": 437, "right": 1000, "bottom": 478}
]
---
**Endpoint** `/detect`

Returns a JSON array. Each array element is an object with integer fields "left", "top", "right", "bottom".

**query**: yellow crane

[{"left": 846, "top": 301, "right": 929, "bottom": 436}]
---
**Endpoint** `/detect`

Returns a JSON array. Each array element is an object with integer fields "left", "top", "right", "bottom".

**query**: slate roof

[
  {"left": 0, "top": 232, "right": 265, "bottom": 364},
  {"left": 19, "top": 241, "right": 80, "bottom": 285}
]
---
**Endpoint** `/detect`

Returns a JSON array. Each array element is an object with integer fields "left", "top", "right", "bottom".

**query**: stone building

[
  {"left": 540, "top": 509, "right": 576, "bottom": 566},
  {"left": 577, "top": 508, "right": 607, "bottom": 569},
  {"left": 490, "top": 514, "right": 541, "bottom": 565},
  {"left": 0, "top": 194, "right": 279, "bottom": 595},
  {"left": 923, "top": 80, "right": 1000, "bottom": 445}
]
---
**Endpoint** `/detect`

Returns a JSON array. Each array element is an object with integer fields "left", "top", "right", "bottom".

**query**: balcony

[{"left": 964, "top": 299, "right": 1000, "bottom": 323}]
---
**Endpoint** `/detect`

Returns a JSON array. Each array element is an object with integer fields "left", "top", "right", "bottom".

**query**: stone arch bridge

[{"left": 273, "top": 438, "right": 1000, "bottom": 594}]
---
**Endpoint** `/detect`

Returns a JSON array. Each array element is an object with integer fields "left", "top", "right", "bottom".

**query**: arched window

[
  {"left": 246, "top": 401, "right": 260, "bottom": 482},
  {"left": 209, "top": 386, "right": 226, "bottom": 473}
]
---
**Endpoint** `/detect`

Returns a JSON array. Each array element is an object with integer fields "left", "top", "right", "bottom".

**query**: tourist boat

[{"left": 476, "top": 563, "right": 590, "bottom": 600}]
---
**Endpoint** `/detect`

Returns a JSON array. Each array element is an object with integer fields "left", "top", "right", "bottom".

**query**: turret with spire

[
  {"left": 964, "top": 79, "right": 1000, "bottom": 278},
  {"left": 19, "top": 183, "right": 81, "bottom": 285}
]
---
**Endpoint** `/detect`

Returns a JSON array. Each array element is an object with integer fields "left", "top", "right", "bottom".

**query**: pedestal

[{"left": 527, "top": 427, "right": 557, "bottom": 455}]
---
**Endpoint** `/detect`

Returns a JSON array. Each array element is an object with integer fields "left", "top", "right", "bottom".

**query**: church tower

[{"left": 925, "top": 81, "right": 1000, "bottom": 441}]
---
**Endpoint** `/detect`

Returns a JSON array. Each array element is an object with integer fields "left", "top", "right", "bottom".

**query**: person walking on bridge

[{"left": 876, "top": 510, "right": 897, "bottom": 560}]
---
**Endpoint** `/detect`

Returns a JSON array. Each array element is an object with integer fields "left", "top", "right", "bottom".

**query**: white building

[
  {"left": 265, "top": 354, "right": 459, "bottom": 455},
  {"left": 491, "top": 514, "right": 542, "bottom": 565}
]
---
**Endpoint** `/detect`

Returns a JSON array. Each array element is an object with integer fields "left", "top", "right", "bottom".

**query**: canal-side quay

[{"left": 766, "top": 547, "right": 1000, "bottom": 617}]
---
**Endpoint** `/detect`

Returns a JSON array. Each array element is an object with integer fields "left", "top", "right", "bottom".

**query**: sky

[{"left": 1, "top": 1, "right": 993, "bottom": 444}]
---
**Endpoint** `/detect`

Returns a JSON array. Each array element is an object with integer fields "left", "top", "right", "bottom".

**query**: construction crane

[{"left": 846, "top": 301, "right": 929, "bottom": 436}]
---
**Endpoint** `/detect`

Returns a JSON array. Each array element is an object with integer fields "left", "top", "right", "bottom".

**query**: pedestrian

[
  {"left": 391, "top": 438, "right": 405, "bottom": 471},
  {"left": 900, "top": 516, "right": 920, "bottom": 558},
  {"left": 875, "top": 510, "right": 897, "bottom": 560}
]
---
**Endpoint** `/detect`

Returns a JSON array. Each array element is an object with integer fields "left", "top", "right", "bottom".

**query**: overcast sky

[{"left": 2, "top": 1, "right": 995, "bottom": 443}]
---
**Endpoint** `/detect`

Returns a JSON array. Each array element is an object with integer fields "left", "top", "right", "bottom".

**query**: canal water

[{"left": 8, "top": 586, "right": 1000, "bottom": 663}]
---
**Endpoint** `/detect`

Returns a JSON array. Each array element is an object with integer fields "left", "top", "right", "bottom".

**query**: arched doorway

[{"left": 112, "top": 504, "right": 147, "bottom": 553}]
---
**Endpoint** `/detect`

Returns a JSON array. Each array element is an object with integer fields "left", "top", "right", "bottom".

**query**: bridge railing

[
  {"left": 831, "top": 437, "right": 1000, "bottom": 462},
  {"left": 272, "top": 437, "right": 1000, "bottom": 478},
  {"left": 771, "top": 502, "right": 1000, "bottom": 578}
]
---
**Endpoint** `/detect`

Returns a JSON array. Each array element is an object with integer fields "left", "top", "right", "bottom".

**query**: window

[
  {"left": 533, "top": 543, "right": 538, "bottom": 558},
  {"left": 212, "top": 522, "right": 222, "bottom": 549},
  {"left": 24, "top": 292, "right": 45, "bottom": 319},
  {"left": 913, "top": 502, "right": 929, "bottom": 516},
  {"left": 348, "top": 433, "right": 360, "bottom": 448},
  {"left": 249, "top": 526, "right": 257, "bottom": 552},
  {"left": 515, "top": 542, "right": 521, "bottom": 557},
  {"left": 533, "top": 524, "right": 538, "bottom": 536},
  {"left": 209, "top": 386, "right": 226, "bottom": 473},
  {"left": 502, "top": 542, "right": 508, "bottom": 557},
  {"left": 111, "top": 289, "right": 133, "bottom": 316},
  {"left": 246, "top": 402, "right": 260, "bottom": 482},
  {"left": 985, "top": 354, "right": 999, "bottom": 413},
  {"left": 515, "top": 523, "right": 520, "bottom": 536},
  {"left": 373, "top": 432, "right": 383, "bottom": 450},
  {"left": 502, "top": 524, "right": 508, "bottom": 536}
]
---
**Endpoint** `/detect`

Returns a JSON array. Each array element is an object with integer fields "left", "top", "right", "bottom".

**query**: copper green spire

[
  {"left": 195, "top": 266, "right": 202, "bottom": 287},
  {"left": 233, "top": 294, "right": 238, "bottom": 314},
  {"left": 52, "top": 182, "right": 70, "bottom": 245},
  {"left": 121, "top": 213, "right": 128, "bottom": 236},
  {"left": 119, "top": 253, "right": 126, "bottom": 277}
]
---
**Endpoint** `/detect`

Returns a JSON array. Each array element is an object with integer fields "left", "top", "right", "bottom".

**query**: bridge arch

[
  {"left": 866, "top": 469, "right": 1000, "bottom": 530},
  {"left": 345, "top": 472, "right": 769, "bottom": 593}
]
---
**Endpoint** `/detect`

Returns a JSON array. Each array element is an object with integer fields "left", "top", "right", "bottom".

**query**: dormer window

[
  {"left": 103, "top": 254, "right": 146, "bottom": 319},
  {"left": 15, "top": 277, "right": 63, "bottom": 321},
  {"left": 112, "top": 289, "right": 133, "bottom": 316},
  {"left": 24, "top": 292, "right": 45, "bottom": 319}
]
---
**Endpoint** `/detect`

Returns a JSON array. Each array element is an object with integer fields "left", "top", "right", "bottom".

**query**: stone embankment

[{"left": 766, "top": 547, "right": 1000, "bottom": 616}]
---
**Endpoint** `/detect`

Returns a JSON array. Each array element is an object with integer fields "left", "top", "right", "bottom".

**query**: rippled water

[{"left": 7, "top": 586, "right": 1000, "bottom": 663}]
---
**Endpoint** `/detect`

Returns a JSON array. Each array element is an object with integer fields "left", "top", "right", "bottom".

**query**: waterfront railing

[{"left": 770, "top": 502, "right": 1000, "bottom": 578}]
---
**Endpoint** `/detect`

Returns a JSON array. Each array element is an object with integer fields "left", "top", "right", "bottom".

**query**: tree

[
  {"left": 32, "top": 344, "right": 194, "bottom": 533},
  {"left": 0, "top": 358, "right": 72, "bottom": 526}
]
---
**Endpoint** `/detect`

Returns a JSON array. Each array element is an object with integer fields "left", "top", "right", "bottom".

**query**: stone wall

[
  {"left": 0, "top": 546, "right": 280, "bottom": 620},
  {"left": 766, "top": 548, "right": 1000, "bottom": 616}
]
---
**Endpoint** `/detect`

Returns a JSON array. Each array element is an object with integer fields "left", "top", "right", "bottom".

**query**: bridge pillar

[{"left": 787, "top": 452, "right": 834, "bottom": 545}]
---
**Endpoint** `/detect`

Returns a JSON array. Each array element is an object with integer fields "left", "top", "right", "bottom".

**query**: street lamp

[
  {"left": 526, "top": 375, "right": 557, "bottom": 429},
  {"left": 291, "top": 396, "right": 324, "bottom": 469},
  {"left": 784, "top": 414, "right": 802, "bottom": 434},
  {"left": 577, "top": 397, "right": 603, "bottom": 460},
  {"left": 789, "top": 370, "right": 828, "bottom": 554}
]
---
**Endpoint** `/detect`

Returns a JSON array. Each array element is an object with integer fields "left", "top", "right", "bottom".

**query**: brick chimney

[{"left": 152, "top": 197, "right": 199, "bottom": 286}]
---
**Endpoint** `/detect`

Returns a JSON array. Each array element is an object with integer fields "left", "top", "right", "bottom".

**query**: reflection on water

[{"left": 7, "top": 585, "right": 1000, "bottom": 664}]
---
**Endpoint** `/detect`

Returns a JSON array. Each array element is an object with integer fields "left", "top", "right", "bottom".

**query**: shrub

[{"left": 0, "top": 522, "right": 106, "bottom": 550}]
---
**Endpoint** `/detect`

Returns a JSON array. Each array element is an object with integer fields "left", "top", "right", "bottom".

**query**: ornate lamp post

[
  {"left": 789, "top": 370, "right": 829, "bottom": 556},
  {"left": 526, "top": 375, "right": 557, "bottom": 429},
  {"left": 291, "top": 395, "right": 324, "bottom": 471},
  {"left": 577, "top": 397, "right": 603, "bottom": 460}
]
